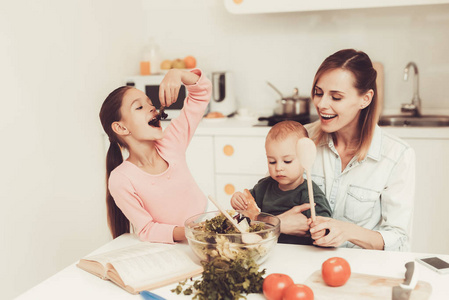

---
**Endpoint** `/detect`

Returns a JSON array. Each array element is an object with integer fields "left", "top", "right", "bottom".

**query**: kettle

[
  {"left": 267, "top": 81, "right": 310, "bottom": 117},
  {"left": 210, "top": 71, "right": 237, "bottom": 116}
]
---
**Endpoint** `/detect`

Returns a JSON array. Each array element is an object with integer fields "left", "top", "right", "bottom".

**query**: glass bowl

[{"left": 185, "top": 210, "right": 280, "bottom": 264}]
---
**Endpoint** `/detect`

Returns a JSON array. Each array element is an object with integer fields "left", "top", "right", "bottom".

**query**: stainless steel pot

[{"left": 267, "top": 82, "right": 310, "bottom": 117}]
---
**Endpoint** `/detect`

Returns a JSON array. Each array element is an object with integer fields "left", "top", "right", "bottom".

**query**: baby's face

[{"left": 265, "top": 135, "right": 305, "bottom": 191}]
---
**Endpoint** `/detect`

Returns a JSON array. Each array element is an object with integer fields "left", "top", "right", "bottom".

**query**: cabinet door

[
  {"left": 405, "top": 138, "right": 449, "bottom": 254},
  {"left": 214, "top": 136, "right": 268, "bottom": 175},
  {"left": 186, "top": 135, "right": 215, "bottom": 201},
  {"left": 215, "top": 174, "right": 264, "bottom": 210}
]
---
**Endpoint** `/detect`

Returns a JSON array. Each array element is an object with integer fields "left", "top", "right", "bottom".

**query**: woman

[{"left": 306, "top": 49, "right": 415, "bottom": 251}]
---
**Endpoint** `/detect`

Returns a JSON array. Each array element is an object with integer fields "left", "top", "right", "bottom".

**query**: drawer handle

[
  {"left": 224, "top": 184, "right": 235, "bottom": 195},
  {"left": 223, "top": 145, "right": 234, "bottom": 156}
]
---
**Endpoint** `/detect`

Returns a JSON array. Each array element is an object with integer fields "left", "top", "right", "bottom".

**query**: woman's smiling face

[{"left": 313, "top": 68, "right": 369, "bottom": 135}]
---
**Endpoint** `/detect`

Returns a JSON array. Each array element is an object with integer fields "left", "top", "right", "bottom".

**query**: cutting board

[{"left": 305, "top": 270, "right": 432, "bottom": 300}]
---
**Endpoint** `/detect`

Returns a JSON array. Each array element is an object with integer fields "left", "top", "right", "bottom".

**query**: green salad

[{"left": 187, "top": 211, "right": 277, "bottom": 262}]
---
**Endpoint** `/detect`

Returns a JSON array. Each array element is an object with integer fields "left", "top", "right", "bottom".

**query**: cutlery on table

[
  {"left": 140, "top": 290, "right": 166, "bottom": 300},
  {"left": 207, "top": 195, "right": 262, "bottom": 243},
  {"left": 392, "top": 261, "right": 419, "bottom": 300}
]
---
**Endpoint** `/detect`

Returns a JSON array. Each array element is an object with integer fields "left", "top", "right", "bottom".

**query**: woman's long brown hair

[
  {"left": 99, "top": 86, "right": 132, "bottom": 238},
  {"left": 310, "top": 49, "right": 378, "bottom": 161}
]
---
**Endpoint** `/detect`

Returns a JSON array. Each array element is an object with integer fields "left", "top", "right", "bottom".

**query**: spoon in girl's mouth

[
  {"left": 148, "top": 107, "right": 169, "bottom": 127},
  {"left": 158, "top": 106, "right": 168, "bottom": 120}
]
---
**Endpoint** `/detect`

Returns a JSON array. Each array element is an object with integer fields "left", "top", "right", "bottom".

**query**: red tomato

[
  {"left": 263, "top": 273, "right": 294, "bottom": 300},
  {"left": 282, "top": 284, "right": 314, "bottom": 300},
  {"left": 321, "top": 257, "right": 351, "bottom": 287}
]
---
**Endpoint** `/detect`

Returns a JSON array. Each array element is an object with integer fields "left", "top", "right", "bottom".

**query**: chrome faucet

[{"left": 401, "top": 62, "right": 421, "bottom": 116}]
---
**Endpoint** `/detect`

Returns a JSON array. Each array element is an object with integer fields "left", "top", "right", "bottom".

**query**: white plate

[{"left": 202, "top": 117, "right": 227, "bottom": 123}]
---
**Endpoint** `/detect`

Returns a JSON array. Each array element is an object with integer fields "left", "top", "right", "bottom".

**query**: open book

[{"left": 77, "top": 240, "right": 203, "bottom": 294}]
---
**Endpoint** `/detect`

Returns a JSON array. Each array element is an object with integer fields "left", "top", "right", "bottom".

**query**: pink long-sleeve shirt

[{"left": 108, "top": 69, "right": 211, "bottom": 243}]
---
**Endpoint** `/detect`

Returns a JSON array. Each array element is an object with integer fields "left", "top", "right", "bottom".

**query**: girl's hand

[
  {"left": 159, "top": 69, "right": 182, "bottom": 107},
  {"left": 173, "top": 226, "right": 186, "bottom": 242},
  {"left": 230, "top": 192, "right": 247, "bottom": 210},
  {"left": 277, "top": 204, "right": 312, "bottom": 236},
  {"left": 159, "top": 69, "right": 200, "bottom": 107},
  {"left": 309, "top": 216, "right": 352, "bottom": 247}
]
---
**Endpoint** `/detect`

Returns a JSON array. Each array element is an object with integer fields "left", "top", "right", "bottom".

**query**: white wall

[
  {"left": 0, "top": 1, "right": 145, "bottom": 299},
  {"left": 2, "top": 1, "right": 449, "bottom": 298},
  {"left": 144, "top": 1, "right": 449, "bottom": 116}
]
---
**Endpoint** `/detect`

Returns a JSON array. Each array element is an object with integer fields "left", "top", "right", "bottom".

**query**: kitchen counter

[
  {"left": 16, "top": 234, "right": 449, "bottom": 300},
  {"left": 169, "top": 117, "right": 449, "bottom": 139}
]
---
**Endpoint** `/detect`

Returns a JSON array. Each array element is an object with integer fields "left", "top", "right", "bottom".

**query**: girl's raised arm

[{"left": 158, "top": 69, "right": 200, "bottom": 107}]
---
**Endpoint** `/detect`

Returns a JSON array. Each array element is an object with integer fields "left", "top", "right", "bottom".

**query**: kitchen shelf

[{"left": 224, "top": 0, "right": 449, "bottom": 14}]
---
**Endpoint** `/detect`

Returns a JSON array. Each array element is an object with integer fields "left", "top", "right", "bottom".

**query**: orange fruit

[
  {"left": 160, "top": 59, "right": 172, "bottom": 70},
  {"left": 172, "top": 59, "right": 186, "bottom": 69},
  {"left": 184, "top": 55, "right": 197, "bottom": 69}
]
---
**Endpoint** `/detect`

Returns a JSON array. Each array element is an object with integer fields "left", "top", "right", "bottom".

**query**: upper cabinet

[{"left": 224, "top": 0, "right": 449, "bottom": 14}]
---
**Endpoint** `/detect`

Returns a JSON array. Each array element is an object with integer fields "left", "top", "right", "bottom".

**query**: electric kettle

[{"left": 210, "top": 71, "right": 236, "bottom": 116}]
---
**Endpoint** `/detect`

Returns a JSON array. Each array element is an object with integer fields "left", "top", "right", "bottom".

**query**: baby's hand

[
  {"left": 243, "top": 189, "right": 260, "bottom": 220},
  {"left": 308, "top": 218, "right": 327, "bottom": 240},
  {"left": 230, "top": 192, "right": 247, "bottom": 210}
]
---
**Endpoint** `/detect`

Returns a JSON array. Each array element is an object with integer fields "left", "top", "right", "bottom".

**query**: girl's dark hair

[
  {"left": 99, "top": 86, "right": 132, "bottom": 238},
  {"left": 310, "top": 49, "right": 378, "bottom": 161}
]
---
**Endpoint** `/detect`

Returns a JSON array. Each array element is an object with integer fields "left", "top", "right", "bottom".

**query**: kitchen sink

[{"left": 378, "top": 115, "right": 449, "bottom": 127}]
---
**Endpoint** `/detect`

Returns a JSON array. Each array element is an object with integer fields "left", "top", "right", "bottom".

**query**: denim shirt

[{"left": 307, "top": 125, "right": 415, "bottom": 251}]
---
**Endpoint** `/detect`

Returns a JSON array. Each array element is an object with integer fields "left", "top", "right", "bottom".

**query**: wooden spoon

[
  {"left": 296, "top": 137, "right": 317, "bottom": 221},
  {"left": 207, "top": 195, "right": 262, "bottom": 243},
  {"left": 207, "top": 195, "right": 246, "bottom": 232}
]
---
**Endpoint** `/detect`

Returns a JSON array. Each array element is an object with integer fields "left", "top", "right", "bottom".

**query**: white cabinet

[
  {"left": 186, "top": 135, "right": 215, "bottom": 211},
  {"left": 402, "top": 138, "right": 449, "bottom": 254},
  {"left": 186, "top": 133, "right": 268, "bottom": 210},
  {"left": 224, "top": 0, "right": 449, "bottom": 14},
  {"left": 215, "top": 174, "right": 263, "bottom": 210},
  {"left": 381, "top": 127, "right": 449, "bottom": 254},
  {"left": 214, "top": 136, "right": 268, "bottom": 209},
  {"left": 214, "top": 136, "right": 267, "bottom": 175}
]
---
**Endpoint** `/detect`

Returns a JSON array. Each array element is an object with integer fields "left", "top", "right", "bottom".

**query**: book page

[
  {"left": 108, "top": 247, "right": 201, "bottom": 288},
  {"left": 84, "top": 243, "right": 170, "bottom": 265},
  {"left": 81, "top": 243, "right": 171, "bottom": 278}
]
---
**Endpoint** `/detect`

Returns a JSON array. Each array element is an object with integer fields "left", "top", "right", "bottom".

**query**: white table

[{"left": 16, "top": 234, "right": 449, "bottom": 299}]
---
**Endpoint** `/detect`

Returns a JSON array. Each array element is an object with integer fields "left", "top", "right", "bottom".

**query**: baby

[{"left": 231, "top": 120, "right": 331, "bottom": 244}]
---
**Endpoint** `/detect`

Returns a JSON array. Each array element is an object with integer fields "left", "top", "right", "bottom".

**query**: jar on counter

[{"left": 140, "top": 37, "right": 161, "bottom": 75}]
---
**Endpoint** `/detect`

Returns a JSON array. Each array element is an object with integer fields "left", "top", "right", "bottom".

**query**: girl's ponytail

[
  {"left": 99, "top": 86, "right": 132, "bottom": 238},
  {"left": 105, "top": 141, "right": 129, "bottom": 238}
]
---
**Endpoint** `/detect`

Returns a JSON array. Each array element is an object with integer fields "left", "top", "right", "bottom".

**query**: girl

[
  {"left": 307, "top": 49, "right": 415, "bottom": 251},
  {"left": 99, "top": 69, "right": 211, "bottom": 243}
]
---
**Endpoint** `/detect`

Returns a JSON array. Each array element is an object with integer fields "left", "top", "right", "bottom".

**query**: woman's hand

[
  {"left": 309, "top": 216, "right": 352, "bottom": 247},
  {"left": 159, "top": 69, "right": 200, "bottom": 107},
  {"left": 310, "top": 217, "right": 385, "bottom": 249},
  {"left": 277, "top": 204, "right": 312, "bottom": 236},
  {"left": 231, "top": 191, "right": 247, "bottom": 210}
]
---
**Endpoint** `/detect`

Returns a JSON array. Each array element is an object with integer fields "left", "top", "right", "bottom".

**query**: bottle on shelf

[{"left": 140, "top": 37, "right": 161, "bottom": 75}]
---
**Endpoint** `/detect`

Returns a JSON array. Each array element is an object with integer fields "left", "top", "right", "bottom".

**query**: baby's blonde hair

[{"left": 266, "top": 121, "right": 309, "bottom": 143}]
